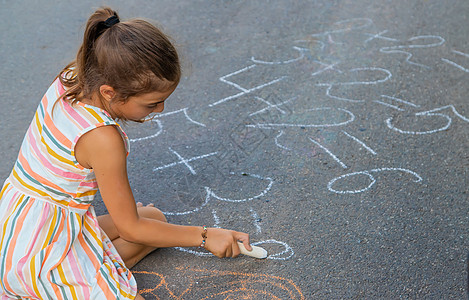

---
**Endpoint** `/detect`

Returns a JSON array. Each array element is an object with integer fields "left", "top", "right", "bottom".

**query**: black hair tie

[
  {"left": 104, "top": 15, "right": 120, "bottom": 28},
  {"left": 96, "top": 15, "right": 120, "bottom": 38}
]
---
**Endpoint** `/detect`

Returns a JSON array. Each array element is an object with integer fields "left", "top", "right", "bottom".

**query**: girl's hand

[{"left": 203, "top": 228, "right": 251, "bottom": 258}]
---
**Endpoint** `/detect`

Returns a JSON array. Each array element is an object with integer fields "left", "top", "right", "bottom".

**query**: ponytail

[{"left": 57, "top": 7, "right": 180, "bottom": 111}]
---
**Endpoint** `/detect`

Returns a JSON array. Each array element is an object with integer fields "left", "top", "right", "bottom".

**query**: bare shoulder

[{"left": 75, "top": 125, "right": 126, "bottom": 169}]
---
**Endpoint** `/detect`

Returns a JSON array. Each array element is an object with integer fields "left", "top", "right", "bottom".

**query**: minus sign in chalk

[{"left": 237, "top": 242, "right": 268, "bottom": 259}]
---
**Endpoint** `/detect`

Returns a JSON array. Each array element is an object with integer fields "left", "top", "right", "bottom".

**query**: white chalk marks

[
  {"left": 128, "top": 119, "right": 163, "bottom": 142},
  {"left": 173, "top": 239, "right": 294, "bottom": 260},
  {"left": 311, "top": 60, "right": 342, "bottom": 77},
  {"left": 251, "top": 46, "right": 307, "bottom": 65},
  {"left": 250, "top": 208, "right": 262, "bottom": 233},
  {"left": 128, "top": 108, "right": 205, "bottom": 143},
  {"left": 328, "top": 168, "right": 423, "bottom": 194},
  {"left": 210, "top": 172, "right": 274, "bottom": 203},
  {"left": 309, "top": 137, "right": 348, "bottom": 169},
  {"left": 161, "top": 173, "right": 273, "bottom": 216},
  {"left": 379, "top": 35, "right": 445, "bottom": 69},
  {"left": 161, "top": 187, "right": 211, "bottom": 216},
  {"left": 375, "top": 95, "right": 420, "bottom": 111},
  {"left": 125, "top": 15, "right": 468, "bottom": 275},
  {"left": 386, "top": 105, "right": 468, "bottom": 135},
  {"left": 363, "top": 30, "right": 398, "bottom": 45},
  {"left": 154, "top": 107, "right": 206, "bottom": 127},
  {"left": 341, "top": 131, "right": 377, "bottom": 155},
  {"left": 275, "top": 130, "right": 292, "bottom": 151},
  {"left": 249, "top": 96, "right": 297, "bottom": 117},
  {"left": 210, "top": 64, "right": 287, "bottom": 107},
  {"left": 246, "top": 107, "right": 355, "bottom": 129},
  {"left": 316, "top": 67, "right": 393, "bottom": 103},
  {"left": 442, "top": 50, "right": 469, "bottom": 73},
  {"left": 153, "top": 148, "right": 218, "bottom": 175},
  {"left": 310, "top": 18, "right": 373, "bottom": 37}
]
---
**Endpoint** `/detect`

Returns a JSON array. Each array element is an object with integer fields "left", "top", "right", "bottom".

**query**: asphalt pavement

[{"left": 1, "top": 0, "right": 468, "bottom": 298}]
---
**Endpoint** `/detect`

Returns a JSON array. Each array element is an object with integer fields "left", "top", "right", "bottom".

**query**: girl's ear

[{"left": 99, "top": 85, "right": 116, "bottom": 102}]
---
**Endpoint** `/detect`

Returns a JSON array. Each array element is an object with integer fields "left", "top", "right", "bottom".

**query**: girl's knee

[{"left": 137, "top": 206, "right": 167, "bottom": 223}]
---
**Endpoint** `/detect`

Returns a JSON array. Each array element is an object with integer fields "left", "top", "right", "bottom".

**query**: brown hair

[{"left": 58, "top": 7, "right": 180, "bottom": 111}]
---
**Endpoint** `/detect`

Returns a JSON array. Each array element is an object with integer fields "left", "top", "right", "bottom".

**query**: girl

[{"left": 0, "top": 7, "right": 251, "bottom": 300}]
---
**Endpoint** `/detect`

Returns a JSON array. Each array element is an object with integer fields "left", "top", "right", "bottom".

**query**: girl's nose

[{"left": 153, "top": 103, "right": 164, "bottom": 113}]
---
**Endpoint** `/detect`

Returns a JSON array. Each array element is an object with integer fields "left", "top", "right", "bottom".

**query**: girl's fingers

[
  {"left": 236, "top": 232, "right": 252, "bottom": 251},
  {"left": 206, "top": 228, "right": 251, "bottom": 258},
  {"left": 231, "top": 242, "right": 241, "bottom": 258},
  {"left": 225, "top": 246, "right": 232, "bottom": 258}
]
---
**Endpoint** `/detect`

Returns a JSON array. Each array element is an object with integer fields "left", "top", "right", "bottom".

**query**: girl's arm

[{"left": 75, "top": 125, "right": 251, "bottom": 257}]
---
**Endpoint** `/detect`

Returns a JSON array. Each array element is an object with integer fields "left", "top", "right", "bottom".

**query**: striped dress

[{"left": 0, "top": 78, "right": 137, "bottom": 299}]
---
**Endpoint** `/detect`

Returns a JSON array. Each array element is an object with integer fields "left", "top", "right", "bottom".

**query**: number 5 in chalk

[{"left": 237, "top": 242, "right": 268, "bottom": 259}]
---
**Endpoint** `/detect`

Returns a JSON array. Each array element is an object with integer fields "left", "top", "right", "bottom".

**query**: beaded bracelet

[{"left": 200, "top": 226, "right": 208, "bottom": 248}]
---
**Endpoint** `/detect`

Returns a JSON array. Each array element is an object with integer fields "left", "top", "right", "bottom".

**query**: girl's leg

[{"left": 97, "top": 203, "right": 167, "bottom": 269}]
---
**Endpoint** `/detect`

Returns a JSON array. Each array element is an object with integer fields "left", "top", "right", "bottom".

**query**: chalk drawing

[
  {"left": 341, "top": 131, "right": 377, "bottom": 155},
  {"left": 172, "top": 246, "right": 212, "bottom": 257},
  {"left": 310, "top": 18, "right": 373, "bottom": 37},
  {"left": 422, "top": 105, "right": 469, "bottom": 122},
  {"left": 322, "top": 85, "right": 366, "bottom": 103},
  {"left": 154, "top": 107, "right": 206, "bottom": 127},
  {"left": 311, "top": 60, "right": 343, "bottom": 77},
  {"left": 161, "top": 187, "right": 211, "bottom": 216},
  {"left": 327, "top": 167, "right": 422, "bottom": 194},
  {"left": 131, "top": 271, "right": 173, "bottom": 299},
  {"left": 385, "top": 104, "right": 469, "bottom": 135},
  {"left": 209, "top": 64, "right": 287, "bottom": 107},
  {"left": 294, "top": 39, "right": 326, "bottom": 52},
  {"left": 379, "top": 35, "right": 445, "bottom": 68},
  {"left": 251, "top": 46, "right": 307, "bottom": 65},
  {"left": 379, "top": 95, "right": 420, "bottom": 108},
  {"left": 382, "top": 35, "right": 445, "bottom": 49},
  {"left": 380, "top": 49, "right": 429, "bottom": 68},
  {"left": 309, "top": 137, "right": 348, "bottom": 169},
  {"left": 173, "top": 239, "right": 294, "bottom": 260},
  {"left": 129, "top": 108, "right": 206, "bottom": 142},
  {"left": 211, "top": 209, "right": 221, "bottom": 228},
  {"left": 161, "top": 173, "right": 273, "bottom": 216},
  {"left": 250, "top": 208, "right": 262, "bottom": 233},
  {"left": 373, "top": 100, "right": 405, "bottom": 111},
  {"left": 249, "top": 96, "right": 297, "bottom": 117},
  {"left": 452, "top": 50, "right": 469, "bottom": 58},
  {"left": 254, "top": 239, "right": 295, "bottom": 260},
  {"left": 327, "top": 34, "right": 344, "bottom": 45},
  {"left": 442, "top": 49, "right": 469, "bottom": 73},
  {"left": 210, "top": 172, "right": 274, "bottom": 203},
  {"left": 316, "top": 67, "right": 392, "bottom": 103},
  {"left": 316, "top": 67, "right": 392, "bottom": 86},
  {"left": 133, "top": 268, "right": 305, "bottom": 299},
  {"left": 246, "top": 107, "right": 355, "bottom": 129},
  {"left": 153, "top": 148, "right": 218, "bottom": 175},
  {"left": 125, "top": 19, "right": 463, "bottom": 293},
  {"left": 172, "top": 187, "right": 293, "bottom": 259},
  {"left": 442, "top": 58, "right": 469, "bottom": 72},
  {"left": 363, "top": 30, "right": 399, "bottom": 45},
  {"left": 275, "top": 130, "right": 292, "bottom": 151},
  {"left": 129, "top": 119, "right": 163, "bottom": 142}
]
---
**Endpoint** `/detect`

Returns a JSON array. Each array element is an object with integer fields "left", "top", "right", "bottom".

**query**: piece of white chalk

[{"left": 237, "top": 242, "right": 268, "bottom": 259}]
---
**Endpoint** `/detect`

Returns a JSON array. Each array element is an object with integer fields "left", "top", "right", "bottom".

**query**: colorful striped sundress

[{"left": 0, "top": 78, "right": 137, "bottom": 299}]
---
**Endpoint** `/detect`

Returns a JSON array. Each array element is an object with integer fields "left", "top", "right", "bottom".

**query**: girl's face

[{"left": 110, "top": 86, "right": 176, "bottom": 122}]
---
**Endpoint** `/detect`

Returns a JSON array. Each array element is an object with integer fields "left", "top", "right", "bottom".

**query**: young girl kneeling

[{"left": 0, "top": 7, "right": 251, "bottom": 300}]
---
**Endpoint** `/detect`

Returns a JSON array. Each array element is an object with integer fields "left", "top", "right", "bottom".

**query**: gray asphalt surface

[{"left": 1, "top": 0, "right": 468, "bottom": 298}]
